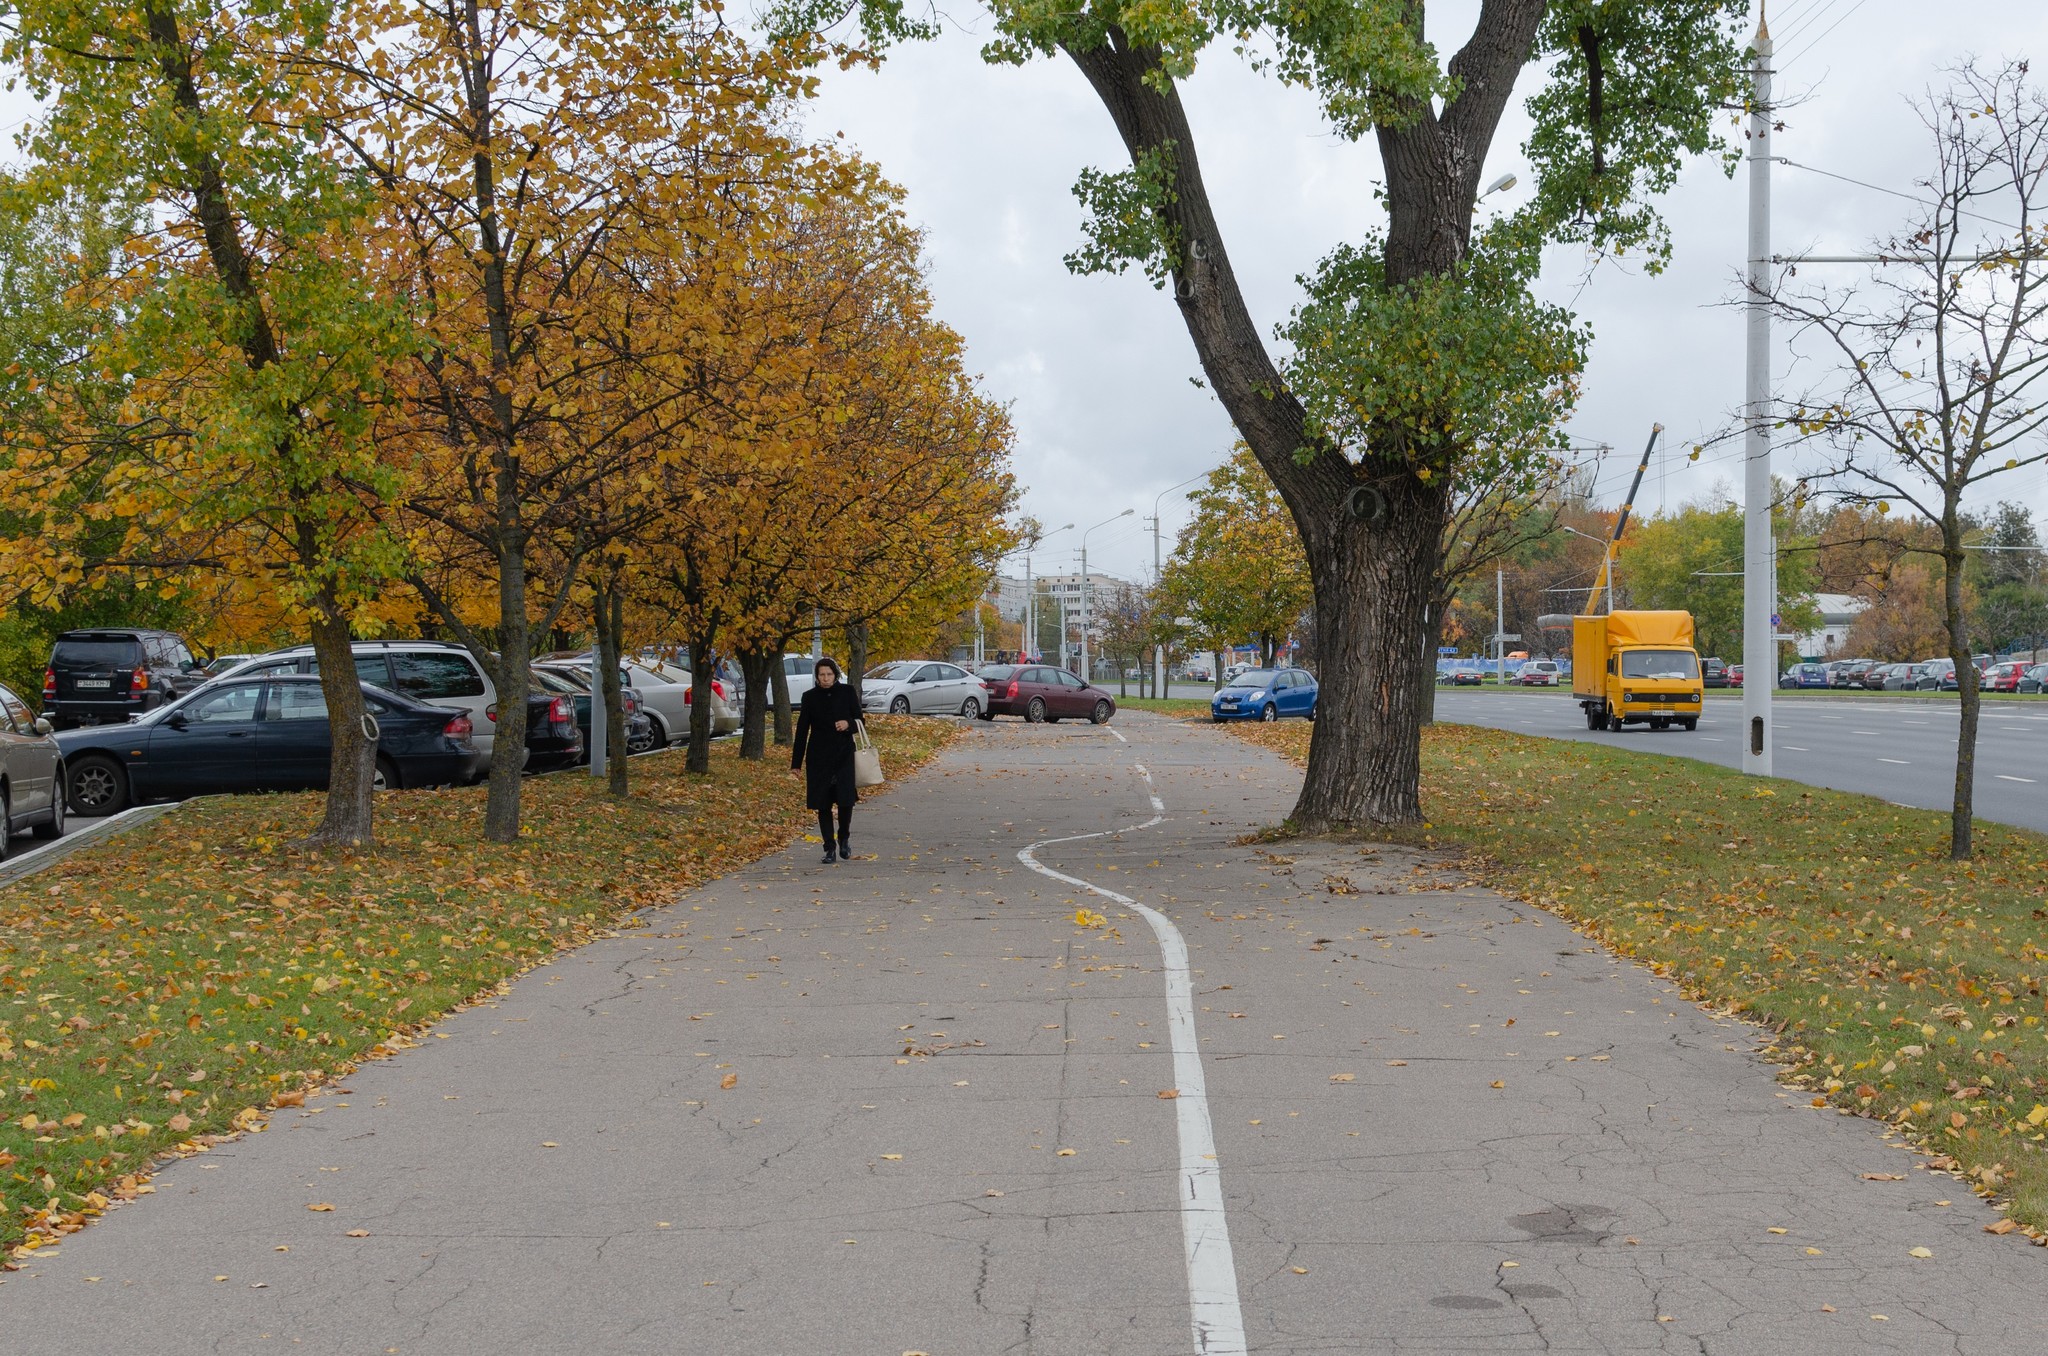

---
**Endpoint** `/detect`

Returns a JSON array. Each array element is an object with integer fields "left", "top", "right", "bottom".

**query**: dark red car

[{"left": 976, "top": 664, "right": 1117, "bottom": 724}]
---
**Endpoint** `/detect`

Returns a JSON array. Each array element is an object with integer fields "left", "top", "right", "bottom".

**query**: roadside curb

[{"left": 0, "top": 803, "right": 180, "bottom": 888}]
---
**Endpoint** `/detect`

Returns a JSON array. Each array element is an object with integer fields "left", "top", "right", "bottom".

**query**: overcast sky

[{"left": 795, "top": 1, "right": 2048, "bottom": 586}]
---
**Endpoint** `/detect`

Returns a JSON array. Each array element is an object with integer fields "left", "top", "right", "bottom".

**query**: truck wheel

[
  {"left": 1681, "top": 718, "right": 1698, "bottom": 732},
  {"left": 1583, "top": 706, "right": 1601, "bottom": 731},
  {"left": 1606, "top": 712, "right": 1623, "bottom": 733}
]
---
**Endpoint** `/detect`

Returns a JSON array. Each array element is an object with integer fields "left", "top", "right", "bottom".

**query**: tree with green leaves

[
  {"left": 1, "top": 0, "right": 417, "bottom": 848},
  {"left": 1156, "top": 446, "right": 1313, "bottom": 672},
  {"left": 774, "top": 0, "right": 1746, "bottom": 829}
]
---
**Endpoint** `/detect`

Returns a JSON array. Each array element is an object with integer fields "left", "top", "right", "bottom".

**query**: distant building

[
  {"left": 986, "top": 575, "right": 1030, "bottom": 622},
  {"left": 1036, "top": 571, "right": 1134, "bottom": 637},
  {"left": 1795, "top": 593, "right": 1871, "bottom": 658}
]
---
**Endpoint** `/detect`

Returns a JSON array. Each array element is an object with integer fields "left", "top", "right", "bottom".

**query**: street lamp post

[
  {"left": 1557, "top": 524, "right": 1617, "bottom": 614},
  {"left": 1013, "top": 523, "right": 1074, "bottom": 663},
  {"left": 1148, "top": 473, "right": 1206, "bottom": 699},
  {"left": 1080, "top": 509, "right": 1133, "bottom": 681}
]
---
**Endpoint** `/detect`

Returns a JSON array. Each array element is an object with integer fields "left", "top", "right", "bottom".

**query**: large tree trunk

[
  {"left": 1942, "top": 535, "right": 1979, "bottom": 859},
  {"left": 301, "top": 590, "right": 376, "bottom": 848},
  {"left": 596, "top": 582, "right": 628, "bottom": 798},
  {"left": 738, "top": 648, "right": 773, "bottom": 759},
  {"left": 845, "top": 622, "right": 870, "bottom": 707},
  {"left": 686, "top": 625, "right": 716, "bottom": 774},
  {"left": 484, "top": 535, "right": 530, "bottom": 843},
  {"left": 1064, "top": 29, "right": 1515, "bottom": 828},
  {"left": 772, "top": 646, "right": 794, "bottom": 746}
]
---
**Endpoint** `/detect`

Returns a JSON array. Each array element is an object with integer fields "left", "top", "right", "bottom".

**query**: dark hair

[{"left": 814, "top": 658, "right": 842, "bottom": 682}]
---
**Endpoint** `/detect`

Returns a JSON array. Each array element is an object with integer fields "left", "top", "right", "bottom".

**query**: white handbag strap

[{"left": 853, "top": 720, "right": 873, "bottom": 751}]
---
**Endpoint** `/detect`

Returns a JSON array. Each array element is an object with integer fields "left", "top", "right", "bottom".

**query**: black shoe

[
  {"left": 838, "top": 840, "right": 852, "bottom": 860},
  {"left": 821, "top": 846, "right": 837, "bottom": 864}
]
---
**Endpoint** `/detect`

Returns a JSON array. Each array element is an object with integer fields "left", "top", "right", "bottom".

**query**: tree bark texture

[
  {"left": 1942, "top": 537, "right": 1979, "bottom": 859},
  {"left": 483, "top": 535, "right": 531, "bottom": 842},
  {"left": 845, "top": 622, "right": 870, "bottom": 710},
  {"left": 738, "top": 648, "right": 773, "bottom": 759},
  {"left": 596, "top": 582, "right": 628, "bottom": 798},
  {"left": 1063, "top": 19, "right": 1546, "bottom": 828},
  {"left": 686, "top": 626, "right": 715, "bottom": 774},
  {"left": 771, "top": 647, "right": 794, "bottom": 746}
]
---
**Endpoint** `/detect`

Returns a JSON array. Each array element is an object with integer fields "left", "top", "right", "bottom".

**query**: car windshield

[
  {"left": 1229, "top": 671, "right": 1277, "bottom": 688},
  {"left": 1620, "top": 650, "right": 1699, "bottom": 680},
  {"left": 866, "top": 662, "right": 918, "bottom": 680},
  {"left": 530, "top": 669, "right": 582, "bottom": 694},
  {"left": 979, "top": 666, "right": 1015, "bottom": 681},
  {"left": 57, "top": 638, "right": 141, "bottom": 665}
]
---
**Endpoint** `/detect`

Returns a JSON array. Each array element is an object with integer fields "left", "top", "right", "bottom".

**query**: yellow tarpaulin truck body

[{"left": 1572, "top": 611, "right": 1705, "bottom": 732}]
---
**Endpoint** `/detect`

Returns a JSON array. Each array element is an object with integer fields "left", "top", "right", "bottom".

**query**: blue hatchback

[{"left": 1211, "top": 667, "right": 1318, "bottom": 722}]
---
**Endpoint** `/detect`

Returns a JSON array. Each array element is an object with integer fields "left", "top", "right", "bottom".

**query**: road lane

[{"left": 1434, "top": 690, "right": 2048, "bottom": 834}]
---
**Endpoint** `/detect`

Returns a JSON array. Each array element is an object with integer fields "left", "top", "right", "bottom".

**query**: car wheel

[
  {"left": 645, "top": 713, "right": 672, "bottom": 747},
  {"left": 626, "top": 724, "right": 657, "bottom": 755},
  {"left": 0, "top": 788, "right": 11, "bottom": 862},
  {"left": 373, "top": 755, "right": 401, "bottom": 792},
  {"left": 1090, "top": 700, "right": 1111, "bottom": 725},
  {"left": 1261, "top": 702, "right": 1278, "bottom": 722},
  {"left": 67, "top": 756, "right": 129, "bottom": 817},
  {"left": 890, "top": 696, "right": 911, "bottom": 715},
  {"left": 32, "top": 776, "right": 64, "bottom": 840},
  {"left": 1026, "top": 697, "right": 1046, "bottom": 724},
  {"left": 960, "top": 696, "right": 981, "bottom": 720},
  {"left": 977, "top": 706, "right": 996, "bottom": 722}
]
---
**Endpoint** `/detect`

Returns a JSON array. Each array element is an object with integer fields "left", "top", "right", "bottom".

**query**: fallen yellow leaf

[{"left": 306, "top": 1203, "right": 335, "bottom": 1213}]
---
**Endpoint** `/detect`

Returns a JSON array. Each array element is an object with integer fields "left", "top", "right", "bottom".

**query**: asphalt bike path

[
  {"left": 2, "top": 714, "right": 2042, "bottom": 1353},
  {"left": 1435, "top": 690, "right": 2048, "bottom": 836}
]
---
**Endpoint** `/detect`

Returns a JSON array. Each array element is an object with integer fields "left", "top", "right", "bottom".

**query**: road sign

[
  {"left": 1770, "top": 613, "right": 1782, "bottom": 628},
  {"left": 1438, "top": 646, "right": 1457, "bottom": 655}
]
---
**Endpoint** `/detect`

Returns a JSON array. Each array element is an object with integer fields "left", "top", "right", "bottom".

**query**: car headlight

[
  {"left": 1248, "top": 690, "right": 1265, "bottom": 701},
  {"left": 1623, "top": 690, "right": 1636, "bottom": 702}
]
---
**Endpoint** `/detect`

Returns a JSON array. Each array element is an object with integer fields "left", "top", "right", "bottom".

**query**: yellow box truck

[{"left": 1573, "top": 611, "right": 1704, "bottom": 732}]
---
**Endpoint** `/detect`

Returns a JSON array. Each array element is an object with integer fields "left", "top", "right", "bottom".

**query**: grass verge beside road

[
  {"left": 0, "top": 718, "right": 958, "bottom": 1257},
  {"left": 1230, "top": 719, "right": 2048, "bottom": 1238},
  {"left": 1116, "top": 697, "right": 1213, "bottom": 718}
]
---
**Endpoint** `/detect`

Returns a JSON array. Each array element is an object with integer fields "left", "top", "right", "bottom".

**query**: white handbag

[{"left": 852, "top": 721, "right": 885, "bottom": 788}]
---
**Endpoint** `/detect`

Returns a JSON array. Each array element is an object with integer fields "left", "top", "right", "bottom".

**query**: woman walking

[{"left": 791, "top": 658, "right": 861, "bottom": 864}]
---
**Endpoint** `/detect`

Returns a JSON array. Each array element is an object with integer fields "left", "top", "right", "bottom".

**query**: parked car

[
  {"left": 1516, "top": 659, "right": 1562, "bottom": 687},
  {"left": 1211, "top": 668, "right": 1319, "bottom": 723},
  {"left": 0, "top": 679, "right": 65, "bottom": 855},
  {"left": 1700, "top": 657, "right": 1729, "bottom": 688},
  {"left": 489, "top": 689, "right": 584, "bottom": 772},
  {"left": 2019, "top": 663, "right": 2048, "bottom": 694},
  {"left": 44, "top": 628, "right": 203, "bottom": 730},
  {"left": 223, "top": 641, "right": 499, "bottom": 758},
  {"left": 1222, "top": 662, "right": 1256, "bottom": 684},
  {"left": 530, "top": 665, "right": 657, "bottom": 755},
  {"left": 1780, "top": 663, "right": 1829, "bottom": 689},
  {"left": 860, "top": 660, "right": 991, "bottom": 718},
  {"left": 1916, "top": 658, "right": 1958, "bottom": 691},
  {"left": 57, "top": 675, "right": 484, "bottom": 816},
  {"left": 1828, "top": 659, "right": 1874, "bottom": 688},
  {"left": 1727, "top": 663, "right": 1744, "bottom": 689},
  {"left": 547, "top": 656, "right": 693, "bottom": 746},
  {"left": 1984, "top": 660, "right": 2033, "bottom": 693},
  {"left": 978, "top": 664, "right": 1117, "bottom": 723},
  {"left": 1447, "top": 667, "right": 1484, "bottom": 686},
  {"left": 1180, "top": 664, "right": 1212, "bottom": 683},
  {"left": 201, "top": 652, "right": 258, "bottom": 679}
]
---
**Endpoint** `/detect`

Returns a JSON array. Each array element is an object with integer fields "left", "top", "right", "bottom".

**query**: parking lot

[{"left": 1436, "top": 689, "right": 2048, "bottom": 835}]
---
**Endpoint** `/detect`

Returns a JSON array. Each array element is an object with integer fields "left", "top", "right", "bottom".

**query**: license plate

[
  {"left": 1220, "top": 701, "right": 1238, "bottom": 710},
  {"left": 75, "top": 679, "right": 110, "bottom": 689},
  {"left": 1655, "top": 708, "right": 1676, "bottom": 715}
]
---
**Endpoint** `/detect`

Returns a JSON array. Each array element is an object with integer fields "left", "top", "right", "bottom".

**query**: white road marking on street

[
  {"left": 1783, "top": 746, "right": 1810, "bottom": 752},
  {"left": 1109, "top": 727, "right": 1128, "bottom": 743},
  {"left": 1880, "top": 758, "right": 1910, "bottom": 764},
  {"left": 1017, "top": 763, "right": 1245, "bottom": 1356},
  {"left": 1699, "top": 737, "right": 1725, "bottom": 742},
  {"left": 1997, "top": 775, "right": 2037, "bottom": 783},
  {"left": 1852, "top": 730, "right": 1879, "bottom": 735}
]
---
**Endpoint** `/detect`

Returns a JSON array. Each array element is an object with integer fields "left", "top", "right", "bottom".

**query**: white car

[
  {"left": 605, "top": 657, "right": 740, "bottom": 739},
  {"left": 223, "top": 641, "right": 499, "bottom": 759},
  {"left": 860, "top": 660, "right": 990, "bottom": 718},
  {"left": 1516, "top": 660, "right": 1562, "bottom": 686}
]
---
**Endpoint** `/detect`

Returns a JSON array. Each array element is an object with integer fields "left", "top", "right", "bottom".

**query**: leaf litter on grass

[
  {"left": 1226, "top": 718, "right": 2048, "bottom": 1238},
  {"left": 0, "top": 719, "right": 957, "bottom": 1256}
]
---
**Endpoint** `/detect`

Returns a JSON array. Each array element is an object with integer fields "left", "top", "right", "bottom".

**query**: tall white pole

[
  {"left": 1025, "top": 557, "right": 1034, "bottom": 661},
  {"left": 589, "top": 651, "right": 605, "bottom": 778},
  {"left": 1153, "top": 512, "right": 1164, "bottom": 699},
  {"left": 1742, "top": 14, "right": 1775, "bottom": 776},
  {"left": 1080, "top": 543, "right": 1090, "bottom": 678}
]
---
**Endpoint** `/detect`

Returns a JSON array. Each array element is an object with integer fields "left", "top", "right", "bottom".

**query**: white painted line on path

[
  {"left": 1997, "top": 775, "right": 2037, "bottom": 783},
  {"left": 1782, "top": 746, "right": 1810, "bottom": 752},
  {"left": 1880, "top": 758, "right": 1911, "bottom": 765},
  {"left": 1109, "top": 727, "right": 1128, "bottom": 743},
  {"left": 1016, "top": 761, "right": 1245, "bottom": 1356}
]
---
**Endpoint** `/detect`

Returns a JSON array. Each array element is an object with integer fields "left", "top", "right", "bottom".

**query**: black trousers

[{"left": 817, "top": 804, "right": 852, "bottom": 845}]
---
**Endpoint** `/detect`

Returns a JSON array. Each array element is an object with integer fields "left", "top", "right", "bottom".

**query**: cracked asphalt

[{"left": 3, "top": 712, "right": 2043, "bottom": 1354}]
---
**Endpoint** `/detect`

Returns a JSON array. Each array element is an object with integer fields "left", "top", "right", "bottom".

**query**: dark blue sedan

[
  {"left": 56, "top": 675, "right": 484, "bottom": 816},
  {"left": 1210, "top": 667, "right": 1319, "bottom": 723}
]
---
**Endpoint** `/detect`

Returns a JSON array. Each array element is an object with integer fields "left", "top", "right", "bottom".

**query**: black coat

[{"left": 792, "top": 682, "right": 861, "bottom": 811}]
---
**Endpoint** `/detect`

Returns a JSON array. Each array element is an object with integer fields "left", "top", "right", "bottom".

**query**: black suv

[
  {"left": 44, "top": 629, "right": 202, "bottom": 729},
  {"left": 1701, "top": 657, "right": 1729, "bottom": 689}
]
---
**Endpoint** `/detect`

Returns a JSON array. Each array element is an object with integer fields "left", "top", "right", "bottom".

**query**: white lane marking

[
  {"left": 1880, "top": 758, "right": 1910, "bottom": 764},
  {"left": 1109, "top": 727, "right": 1129, "bottom": 743},
  {"left": 1017, "top": 765, "right": 1246, "bottom": 1356},
  {"left": 1997, "top": 775, "right": 2037, "bottom": 783},
  {"left": 1783, "top": 745, "right": 1810, "bottom": 752}
]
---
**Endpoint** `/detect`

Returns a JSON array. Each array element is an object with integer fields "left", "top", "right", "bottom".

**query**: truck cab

[{"left": 1572, "top": 611, "right": 1705, "bottom": 733}]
